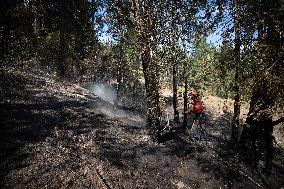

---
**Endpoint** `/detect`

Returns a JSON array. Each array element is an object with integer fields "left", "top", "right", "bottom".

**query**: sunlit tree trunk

[
  {"left": 133, "top": 0, "right": 161, "bottom": 139},
  {"left": 116, "top": 44, "right": 124, "bottom": 106}
]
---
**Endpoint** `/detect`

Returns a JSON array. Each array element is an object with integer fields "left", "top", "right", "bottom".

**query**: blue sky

[
  {"left": 97, "top": 2, "right": 231, "bottom": 48},
  {"left": 99, "top": 31, "right": 223, "bottom": 47},
  {"left": 98, "top": 25, "right": 112, "bottom": 42},
  {"left": 98, "top": 24, "right": 224, "bottom": 47},
  {"left": 206, "top": 33, "right": 222, "bottom": 47}
]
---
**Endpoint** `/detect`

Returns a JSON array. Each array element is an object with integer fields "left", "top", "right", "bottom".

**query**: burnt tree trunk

[
  {"left": 238, "top": 3, "right": 283, "bottom": 172},
  {"left": 182, "top": 60, "right": 188, "bottom": 128},
  {"left": 231, "top": 0, "right": 241, "bottom": 143},
  {"left": 238, "top": 82, "right": 274, "bottom": 170},
  {"left": 171, "top": 0, "right": 180, "bottom": 124},
  {"left": 0, "top": 1, "right": 16, "bottom": 64},
  {"left": 58, "top": 1, "right": 67, "bottom": 79},
  {"left": 115, "top": 44, "right": 124, "bottom": 107},
  {"left": 133, "top": 0, "right": 161, "bottom": 139},
  {"left": 172, "top": 62, "right": 179, "bottom": 124}
]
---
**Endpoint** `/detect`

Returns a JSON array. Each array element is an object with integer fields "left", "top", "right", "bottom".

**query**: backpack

[{"left": 191, "top": 100, "right": 205, "bottom": 114}]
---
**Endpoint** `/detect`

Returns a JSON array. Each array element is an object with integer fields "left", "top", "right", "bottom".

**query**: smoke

[
  {"left": 86, "top": 82, "right": 144, "bottom": 125},
  {"left": 88, "top": 83, "right": 117, "bottom": 105},
  {"left": 100, "top": 107, "right": 142, "bottom": 122}
]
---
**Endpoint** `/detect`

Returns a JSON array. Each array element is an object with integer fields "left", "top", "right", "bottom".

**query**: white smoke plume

[
  {"left": 86, "top": 82, "right": 144, "bottom": 126},
  {"left": 88, "top": 83, "right": 117, "bottom": 105}
]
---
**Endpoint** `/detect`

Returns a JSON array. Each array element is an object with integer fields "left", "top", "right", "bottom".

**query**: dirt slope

[{"left": 0, "top": 68, "right": 283, "bottom": 189}]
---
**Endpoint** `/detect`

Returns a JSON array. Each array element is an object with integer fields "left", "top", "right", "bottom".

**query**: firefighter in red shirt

[
  {"left": 185, "top": 90, "right": 205, "bottom": 138},
  {"left": 187, "top": 90, "right": 204, "bottom": 116}
]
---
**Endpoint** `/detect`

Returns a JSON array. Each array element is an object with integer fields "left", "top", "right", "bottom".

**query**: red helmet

[{"left": 191, "top": 90, "right": 198, "bottom": 97}]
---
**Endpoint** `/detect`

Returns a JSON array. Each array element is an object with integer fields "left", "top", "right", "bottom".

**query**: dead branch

[{"left": 272, "top": 116, "right": 284, "bottom": 127}]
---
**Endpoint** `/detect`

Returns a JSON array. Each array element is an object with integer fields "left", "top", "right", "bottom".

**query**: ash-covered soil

[{"left": 1, "top": 67, "right": 284, "bottom": 189}]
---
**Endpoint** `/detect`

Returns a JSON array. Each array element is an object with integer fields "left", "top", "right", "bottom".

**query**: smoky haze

[
  {"left": 86, "top": 82, "right": 144, "bottom": 125},
  {"left": 88, "top": 83, "right": 117, "bottom": 105}
]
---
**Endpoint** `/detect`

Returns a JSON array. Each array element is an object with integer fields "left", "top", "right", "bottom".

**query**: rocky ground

[{"left": 0, "top": 67, "right": 284, "bottom": 189}]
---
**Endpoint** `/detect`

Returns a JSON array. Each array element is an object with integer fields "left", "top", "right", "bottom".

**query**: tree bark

[
  {"left": 231, "top": 0, "right": 241, "bottom": 144},
  {"left": 172, "top": 61, "right": 179, "bottom": 123},
  {"left": 115, "top": 44, "right": 124, "bottom": 107},
  {"left": 58, "top": 1, "right": 67, "bottom": 79},
  {"left": 182, "top": 60, "right": 188, "bottom": 128},
  {"left": 238, "top": 5, "right": 283, "bottom": 171},
  {"left": 238, "top": 82, "right": 274, "bottom": 170},
  {"left": 171, "top": 0, "right": 180, "bottom": 124},
  {"left": 272, "top": 117, "right": 284, "bottom": 127},
  {"left": 0, "top": 1, "right": 15, "bottom": 64},
  {"left": 133, "top": 0, "right": 161, "bottom": 139}
]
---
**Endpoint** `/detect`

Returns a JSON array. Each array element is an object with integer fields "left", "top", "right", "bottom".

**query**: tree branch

[{"left": 272, "top": 116, "right": 284, "bottom": 127}]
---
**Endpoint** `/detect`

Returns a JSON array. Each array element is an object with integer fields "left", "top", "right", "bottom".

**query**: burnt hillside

[{"left": 1, "top": 68, "right": 284, "bottom": 188}]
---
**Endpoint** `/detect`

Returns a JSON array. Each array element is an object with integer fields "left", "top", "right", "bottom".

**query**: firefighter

[{"left": 185, "top": 90, "right": 205, "bottom": 139}]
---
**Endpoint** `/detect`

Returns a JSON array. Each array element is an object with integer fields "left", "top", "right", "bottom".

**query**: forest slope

[{"left": 0, "top": 68, "right": 283, "bottom": 189}]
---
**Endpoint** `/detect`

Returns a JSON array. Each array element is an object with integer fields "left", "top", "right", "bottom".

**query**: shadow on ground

[{"left": 1, "top": 69, "right": 283, "bottom": 188}]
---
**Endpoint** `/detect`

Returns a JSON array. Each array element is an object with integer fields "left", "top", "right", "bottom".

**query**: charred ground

[{"left": 0, "top": 68, "right": 283, "bottom": 189}]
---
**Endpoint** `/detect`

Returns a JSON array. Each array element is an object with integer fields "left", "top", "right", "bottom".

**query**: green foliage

[
  {"left": 2, "top": 0, "right": 283, "bottom": 140},
  {"left": 187, "top": 38, "right": 224, "bottom": 96},
  {"left": 213, "top": 40, "right": 235, "bottom": 98},
  {"left": 0, "top": 0, "right": 102, "bottom": 79}
]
